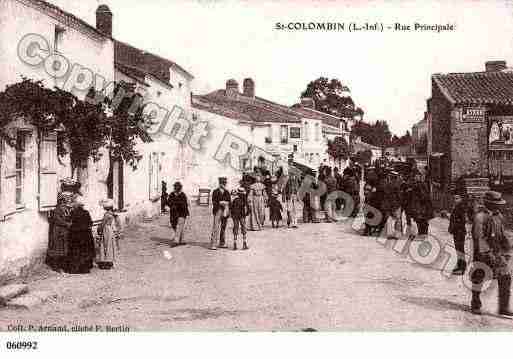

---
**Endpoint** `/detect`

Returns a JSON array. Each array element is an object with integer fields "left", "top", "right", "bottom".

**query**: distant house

[
  {"left": 412, "top": 116, "right": 428, "bottom": 154},
  {"left": 192, "top": 81, "right": 351, "bottom": 188},
  {"left": 353, "top": 137, "right": 381, "bottom": 163}
]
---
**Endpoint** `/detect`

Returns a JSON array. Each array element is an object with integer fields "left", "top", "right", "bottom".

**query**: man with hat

[
  {"left": 210, "top": 177, "right": 231, "bottom": 250},
  {"left": 230, "top": 187, "right": 250, "bottom": 250},
  {"left": 470, "top": 191, "right": 513, "bottom": 316},
  {"left": 167, "top": 181, "right": 190, "bottom": 245}
]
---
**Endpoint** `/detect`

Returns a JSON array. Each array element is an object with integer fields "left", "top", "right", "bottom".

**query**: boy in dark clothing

[
  {"left": 269, "top": 191, "right": 283, "bottom": 228},
  {"left": 230, "top": 188, "right": 250, "bottom": 250},
  {"left": 449, "top": 194, "right": 468, "bottom": 275},
  {"left": 167, "top": 181, "right": 190, "bottom": 245}
]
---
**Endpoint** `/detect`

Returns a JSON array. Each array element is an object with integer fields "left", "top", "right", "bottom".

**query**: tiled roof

[
  {"left": 290, "top": 105, "right": 343, "bottom": 129},
  {"left": 115, "top": 62, "right": 149, "bottom": 86},
  {"left": 193, "top": 90, "right": 301, "bottom": 124},
  {"left": 433, "top": 71, "right": 513, "bottom": 105},
  {"left": 192, "top": 95, "right": 253, "bottom": 123},
  {"left": 114, "top": 40, "right": 194, "bottom": 84}
]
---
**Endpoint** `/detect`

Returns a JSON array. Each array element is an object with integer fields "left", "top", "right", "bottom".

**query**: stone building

[{"left": 428, "top": 60, "right": 513, "bottom": 209}]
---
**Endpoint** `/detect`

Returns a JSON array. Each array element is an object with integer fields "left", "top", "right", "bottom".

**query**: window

[
  {"left": 293, "top": 144, "right": 298, "bottom": 152},
  {"left": 280, "top": 125, "right": 288, "bottom": 144},
  {"left": 54, "top": 26, "right": 65, "bottom": 52},
  {"left": 266, "top": 126, "right": 273, "bottom": 143},
  {"left": 303, "top": 122, "right": 309, "bottom": 141},
  {"left": 149, "top": 152, "right": 160, "bottom": 200},
  {"left": 315, "top": 123, "right": 320, "bottom": 141},
  {"left": 290, "top": 127, "right": 301, "bottom": 139},
  {"left": 15, "top": 131, "right": 27, "bottom": 208}
]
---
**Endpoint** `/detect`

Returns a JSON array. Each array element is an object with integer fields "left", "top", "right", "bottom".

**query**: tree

[
  {"left": 0, "top": 78, "right": 147, "bottom": 175},
  {"left": 354, "top": 149, "right": 373, "bottom": 165},
  {"left": 327, "top": 136, "right": 350, "bottom": 161},
  {"left": 351, "top": 119, "right": 392, "bottom": 149},
  {"left": 301, "top": 77, "right": 360, "bottom": 118}
]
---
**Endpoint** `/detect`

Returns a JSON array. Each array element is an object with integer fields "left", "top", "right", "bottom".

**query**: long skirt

[
  {"left": 249, "top": 196, "right": 265, "bottom": 230},
  {"left": 97, "top": 225, "right": 118, "bottom": 269},
  {"left": 67, "top": 230, "right": 95, "bottom": 274}
]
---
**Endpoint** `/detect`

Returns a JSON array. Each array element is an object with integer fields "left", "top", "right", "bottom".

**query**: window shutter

[
  {"left": 2, "top": 138, "right": 17, "bottom": 218},
  {"left": 38, "top": 131, "right": 58, "bottom": 211}
]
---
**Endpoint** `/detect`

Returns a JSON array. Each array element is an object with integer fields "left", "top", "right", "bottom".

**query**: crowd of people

[{"left": 46, "top": 179, "right": 123, "bottom": 274}]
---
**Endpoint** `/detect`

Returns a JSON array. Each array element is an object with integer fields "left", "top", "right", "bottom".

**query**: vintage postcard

[{"left": 1, "top": 1, "right": 513, "bottom": 352}]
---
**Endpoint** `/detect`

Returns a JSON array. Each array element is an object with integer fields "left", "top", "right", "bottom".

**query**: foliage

[
  {"left": 327, "top": 136, "right": 350, "bottom": 160},
  {"left": 301, "top": 77, "right": 360, "bottom": 118},
  {"left": 0, "top": 78, "right": 147, "bottom": 173},
  {"left": 391, "top": 130, "right": 412, "bottom": 147},
  {"left": 351, "top": 119, "right": 392, "bottom": 148},
  {"left": 354, "top": 149, "right": 373, "bottom": 165}
]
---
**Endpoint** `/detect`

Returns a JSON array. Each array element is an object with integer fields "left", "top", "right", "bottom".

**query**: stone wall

[{"left": 450, "top": 106, "right": 488, "bottom": 180}]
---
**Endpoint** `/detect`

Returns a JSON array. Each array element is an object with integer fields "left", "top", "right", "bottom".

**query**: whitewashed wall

[{"left": 0, "top": 0, "right": 114, "bottom": 283}]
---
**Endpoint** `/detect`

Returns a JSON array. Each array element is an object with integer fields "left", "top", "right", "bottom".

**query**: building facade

[
  {"left": 0, "top": 0, "right": 114, "bottom": 282},
  {"left": 428, "top": 60, "right": 513, "bottom": 209}
]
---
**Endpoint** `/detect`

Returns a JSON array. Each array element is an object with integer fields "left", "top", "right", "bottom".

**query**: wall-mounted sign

[{"left": 462, "top": 107, "right": 485, "bottom": 123}]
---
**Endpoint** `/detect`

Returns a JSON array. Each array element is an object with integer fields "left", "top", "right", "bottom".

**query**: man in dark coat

[
  {"left": 449, "top": 193, "right": 468, "bottom": 275},
  {"left": 470, "top": 191, "right": 513, "bottom": 316},
  {"left": 167, "top": 181, "right": 190, "bottom": 245},
  {"left": 210, "top": 177, "right": 231, "bottom": 250}
]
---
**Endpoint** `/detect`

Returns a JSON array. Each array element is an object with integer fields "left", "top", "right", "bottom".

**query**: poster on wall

[{"left": 489, "top": 116, "right": 513, "bottom": 146}]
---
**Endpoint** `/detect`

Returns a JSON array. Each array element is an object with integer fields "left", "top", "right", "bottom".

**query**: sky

[{"left": 49, "top": 0, "right": 513, "bottom": 135}]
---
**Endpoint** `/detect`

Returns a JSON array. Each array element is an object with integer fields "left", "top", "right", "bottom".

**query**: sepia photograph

[{"left": 1, "top": 1, "right": 513, "bottom": 352}]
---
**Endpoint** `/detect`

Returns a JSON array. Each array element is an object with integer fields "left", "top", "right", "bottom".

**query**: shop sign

[{"left": 462, "top": 107, "right": 485, "bottom": 123}]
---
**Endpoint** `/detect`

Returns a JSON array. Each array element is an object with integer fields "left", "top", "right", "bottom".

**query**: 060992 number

[{"left": 6, "top": 341, "right": 38, "bottom": 350}]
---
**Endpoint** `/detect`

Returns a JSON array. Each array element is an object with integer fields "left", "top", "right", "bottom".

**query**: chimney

[
  {"left": 485, "top": 60, "right": 507, "bottom": 72},
  {"left": 243, "top": 78, "right": 255, "bottom": 98},
  {"left": 96, "top": 5, "right": 113, "bottom": 37},
  {"left": 300, "top": 97, "right": 315, "bottom": 109},
  {"left": 226, "top": 79, "right": 239, "bottom": 98}
]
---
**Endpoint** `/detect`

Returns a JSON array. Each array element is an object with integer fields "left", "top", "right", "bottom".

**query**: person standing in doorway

[
  {"left": 210, "top": 177, "right": 231, "bottom": 250},
  {"left": 167, "top": 181, "right": 189, "bottom": 245}
]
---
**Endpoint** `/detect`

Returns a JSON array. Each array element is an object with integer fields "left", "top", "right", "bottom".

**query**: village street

[{"left": 1, "top": 205, "right": 512, "bottom": 331}]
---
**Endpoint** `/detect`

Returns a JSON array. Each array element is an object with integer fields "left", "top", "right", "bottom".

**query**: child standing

[
  {"left": 97, "top": 199, "right": 122, "bottom": 270},
  {"left": 230, "top": 188, "right": 250, "bottom": 250},
  {"left": 269, "top": 191, "right": 283, "bottom": 228}
]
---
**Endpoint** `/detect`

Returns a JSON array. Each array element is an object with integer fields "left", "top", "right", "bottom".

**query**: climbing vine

[{"left": 0, "top": 78, "right": 148, "bottom": 173}]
